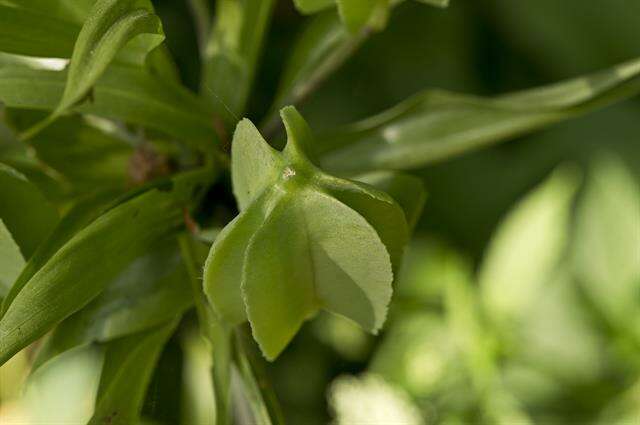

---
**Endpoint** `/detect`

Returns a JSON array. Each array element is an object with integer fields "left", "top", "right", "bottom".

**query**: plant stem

[{"left": 260, "top": 26, "right": 372, "bottom": 139}]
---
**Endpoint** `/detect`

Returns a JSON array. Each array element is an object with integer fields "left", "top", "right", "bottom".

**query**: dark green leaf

[
  {"left": 0, "top": 162, "right": 58, "bottom": 258},
  {"left": 202, "top": 0, "right": 276, "bottom": 126},
  {"left": 88, "top": 320, "right": 178, "bottom": 425},
  {"left": 0, "top": 168, "right": 215, "bottom": 366},
  {"left": 0, "top": 219, "right": 24, "bottom": 299},
  {"left": 318, "top": 58, "right": 640, "bottom": 173}
]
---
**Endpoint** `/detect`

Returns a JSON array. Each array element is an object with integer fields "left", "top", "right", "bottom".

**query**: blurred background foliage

[{"left": 1, "top": 0, "right": 639, "bottom": 423}]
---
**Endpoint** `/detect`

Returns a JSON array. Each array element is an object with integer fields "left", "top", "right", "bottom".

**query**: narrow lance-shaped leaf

[
  {"left": 205, "top": 107, "right": 407, "bottom": 360},
  {"left": 202, "top": 0, "right": 276, "bottom": 127},
  {"left": 318, "top": 57, "right": 640, "bottom": 173},
  {"left": 88, "top": 320, "right": 179, "bottom": 425},
  {"left": 32, "top": 239, "right": 193, "bottom": 370},
  {"left": 23, "top": 0, "right": 165, "bottom": 138},
  {"left": 0, "top": 65, "right": 218, "bottom": 151},
  {"left": 0, "top": 167, "right": 215, "bottom": 367}
]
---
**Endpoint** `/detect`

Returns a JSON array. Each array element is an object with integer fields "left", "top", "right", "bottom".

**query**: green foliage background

[{"left": 0, "top": 0, "right": 639, "bottom": 424}]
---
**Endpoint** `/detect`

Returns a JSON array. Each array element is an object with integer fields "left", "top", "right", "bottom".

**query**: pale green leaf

[
  {"left": 180, "top": 325, "right": 216, "bottom": 425},
  {"left": 0, "top": 65, "right": 217, "bottom": 151},
  {"left": 573, "top": 154, "right": 640, "bottom": 331},
  {"left": 21, "top": 344, "right": 105, "bottom": 424},
  {"left": 319, "top": 58, "right": 640, "bottom": 173},
  {"left": 336, "top": 0, "right": 389, "bottom": 33},
  {"left": 0, "top": 168, "right": 215, "bottom": 366},
  {"left": 0, "top": 219, "right": 24, "bottom": 299},
  {"left": 0, "top": 162, "right": 58, "bottom": 258},
  {"left": 202, "top": 0, "right": 276, "bottom": 126},
  {"left": 204, "top": 196, "right": 271, "bottom": 324},
  {"left": 231, "top": 119, "right": 283, "bottom": 211},
  {"left": 480, "top": 167, "right": 580, "bottom": 324}
]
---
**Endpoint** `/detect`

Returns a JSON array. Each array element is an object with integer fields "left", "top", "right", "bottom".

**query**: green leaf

[
  {"left": 88, "top": 320, "right": 178, "bottom": 425},
  {"left": 0, "top": 219, "right": 25, "bottom": 299},
  {"left": 1, "top": 189, "right": 121, "bottom": 315},
  {"left": 355, "top": 171, "right": 427, "bottom": 231},
  {"left": 336, "top": 0, "right": 389, "bottom": 33},
  {"left": 7, "top": 113, "right": 134, "bottom": 192},
  {"left": 231, "top": 119, "right": 284, "bottom": 211},
  {"left": 0, "top": 168, "right": 215, "bottom": 367},
  {"left": 180, "top": 325, "right": 216, "bottom": 425},
  {"left": 32, "top": 239, "right": 192, "bottom": 369},
  {"left": 293, "top": 0, "right": 334, "bottom": 14},
  {"left": 0, "top": 65, "right": 217, "bottom": 151},
  {"left": 21, "top": 343, "right": 105, "bottom": 424},
  {"left": 0, "top": 4, "right": 78, "bottom": 58},
  {"left": 205, "top": 107, "right": 400, "bottom": 359},
  {"left": 24, "top": 0, "right": 165, "bottom": 137},
  {"left": 573, "top": 154, "right": 640, "bottom": 333},
  {"left": 202, "top": 0, "right": 276, "bottom": 126},
  {"left": 318, "top": 58, "right": 640, "bottom": 173},
  {"left": 480, "top": 166, "right": 579, "bottom": 325},
  {"left": 0, "top": 162, "right": 58, "bottom": 258}
]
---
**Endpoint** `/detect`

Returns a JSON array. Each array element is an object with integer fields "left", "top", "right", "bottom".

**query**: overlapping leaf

[
  {"left": 0, "top": 219, "right": 24, "bottom": 300},
  {"left": 0, "top": 163, "right": 58, "bottom": 258},
  {"left": 0, "top": 65, "right": 217, "bottom": 150},
  {"left": 0, "top": 168, "right": 215, "bottom": 366},
  {"left": 205, "top": 106, "right": 415, "bottom": 360},
  {"left": 318, "top": 57, "right": 640, "bottom": 173}
]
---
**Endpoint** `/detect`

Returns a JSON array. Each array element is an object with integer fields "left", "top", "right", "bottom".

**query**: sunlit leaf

[
  {"left": 480, "top": 166, "right": 579, "bottom": 324},
  {"left": 573, "top": 154, "right": 640, "bottom": 333},
  {"left": 180, "top": 325, "right": 216, "bottom": 425},
  {"left": 318, "top": 58, "right": 640, "bottom": 173},
  {"left": 0, "top": 168, "right": 215, "bottom": 367}
]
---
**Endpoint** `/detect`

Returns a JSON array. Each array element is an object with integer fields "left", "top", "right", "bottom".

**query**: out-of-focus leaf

[
  {"left": 0, "top": 65, "right": 217, "bottom": 151},
  {"left": 573, "top": 154, "right": 640, "bottom": 335},
  {"left": 88, "top": 320, "right": 178, "bottom": 425},
  {"left": 262, "top": 12, "right": 365, "bottom": 134},
  {"left": 205, "top": 108, "right": 401, "bottom": 360},
  {"left": 0, "top": 5, "right": 77, "bottom": 58},
  {"left": 355, "top": 171, "right": 426, "bottom": 230},
  {"left": 202, "top": 0, "right": 275, "bottom": 126},
  {"left": 0, "top": 168, "right": 215, "bottom": 366},
  {"left": 318, "top": 58, "right": 640, "bottom": 173},
  {"left": 2, "top": 0, "right": 95, "bottom": 26},
  {"left": 0, "top": 219, "right": 24, "bottom": 299},
  {"left": 180, "top": 325, "right": 216, "bottom": 425},
  {"left": 293, "top": 0, "right": 334, "bottom": 14},
  {"left": 7, "top": 113, "right": 134, "bottom": 191},
  {"left": 27, "top": 0, "right": 165, "bottom": 137},
  {"left": 328, "top": 374, "right": 424, "bottom": 425},
  {"left": 32, "top": 239, "right": 192, "bottom": 369},
  {"left": 0, "top": 163, "right": 58, "bottom": 258},
  {"left": 480, "top": 167, "right": 579, "bottom": 325},
  {"left": 21, "top": 344, "right": 105, "bottom": 424}
]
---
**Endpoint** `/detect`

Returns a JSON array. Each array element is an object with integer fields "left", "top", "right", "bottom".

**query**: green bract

[{"left": 204, "top": 106, "right": 416, "bottom": 360}]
